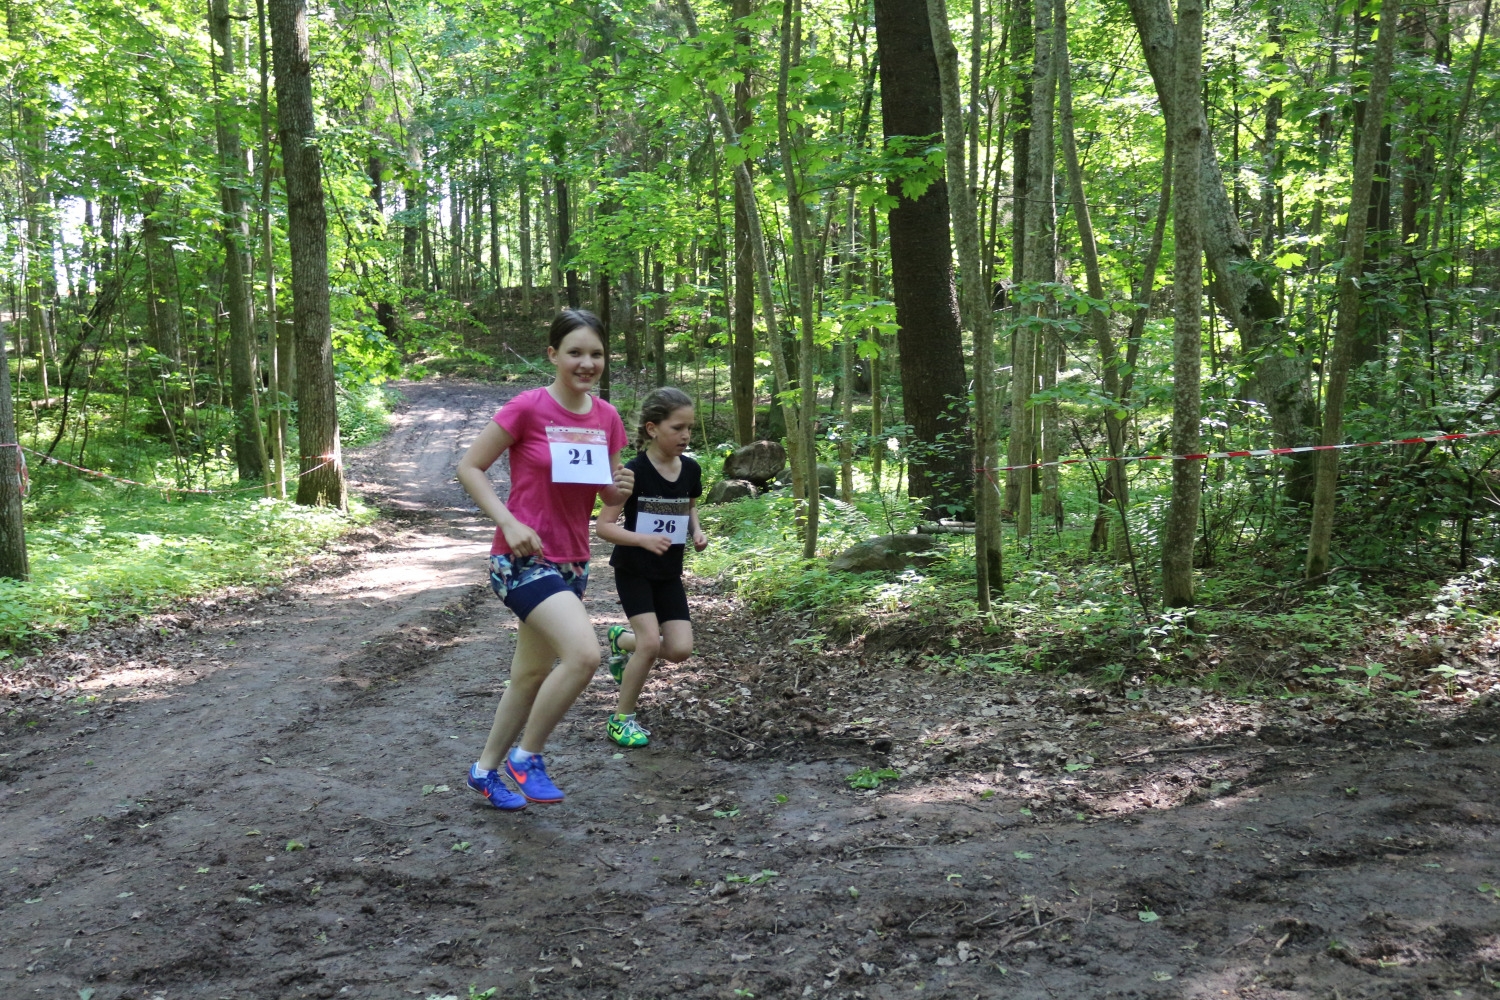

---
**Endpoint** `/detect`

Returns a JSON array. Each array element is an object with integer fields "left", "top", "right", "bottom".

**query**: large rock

[
  {"left": 705, "top": 478, "right": 759, "bottom": 505},
  {"left": 723, "top": 440, "right": 787, "bottom": 488},
  {"left": 829, "top": 533, "right": 942, "bottom": 574},
  {"left": 817, "top": 463, "right": 837, "bottom": 497}
]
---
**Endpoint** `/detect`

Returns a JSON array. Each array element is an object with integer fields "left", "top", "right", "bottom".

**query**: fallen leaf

[
  {"left": 570, "top": 956, "right": 582, "bottom": 969},
  {"left": 259, "top": 756, "right": 275, "bottom": 765},
  {"left": 285, "top": 840, "right": 306, "bottom": 852}
]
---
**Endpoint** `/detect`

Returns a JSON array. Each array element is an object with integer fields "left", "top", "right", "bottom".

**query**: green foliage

[
  {"left": 845, "top": 767, "right": 900, "bottom": 790},
  {"left": 0, "top": 484, "right": 374, "bottom": 650}
]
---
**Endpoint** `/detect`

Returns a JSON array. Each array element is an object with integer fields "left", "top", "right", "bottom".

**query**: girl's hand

[
  {"left": 693, "top": 528, "right": 708, "bottom": 552},
  {"left": 638, "top": 532, "right": 673, "bottom": 555},
  {"left": 612, "top": 465, "right": 635, "bottom": 501},
  {"left": 502, "top": 520, "right": 544, "bottom": 558}
]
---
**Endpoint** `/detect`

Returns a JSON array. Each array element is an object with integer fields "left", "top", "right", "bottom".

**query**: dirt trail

[{"left": 3, "top": 378, "right": 1499, "bottom": 1000}]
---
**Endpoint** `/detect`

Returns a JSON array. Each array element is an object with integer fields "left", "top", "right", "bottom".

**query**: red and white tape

[{"left": 991, "top": 428, "right": 1500, "bottom": 473}]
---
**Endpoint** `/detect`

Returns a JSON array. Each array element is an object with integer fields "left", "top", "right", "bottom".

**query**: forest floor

[{"left": 3, "top": 378, "right": 1499, "bottom": 1000}]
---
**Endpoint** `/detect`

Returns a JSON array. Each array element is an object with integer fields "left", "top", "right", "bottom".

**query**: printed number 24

[{"left": 568, "top": 447, "right": 593, "bottom": 466}]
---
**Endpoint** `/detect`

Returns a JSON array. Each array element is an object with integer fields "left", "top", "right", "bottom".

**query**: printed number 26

[
  {"left": 653, "top": 518, "right": 678, "bottom": 534},
  {"left": 568, "top": 447, "right": 593, "bottom": 465}
]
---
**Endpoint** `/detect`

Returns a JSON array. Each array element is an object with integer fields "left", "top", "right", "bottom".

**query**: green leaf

[
  {"left": 1139, "top": 910, "right": 1160, "bottom": 922},
  {"left": 1274, "top": 251, "right": 1307, "bottom": 269}
]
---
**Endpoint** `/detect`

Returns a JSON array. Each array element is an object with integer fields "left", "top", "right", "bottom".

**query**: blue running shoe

[
  {"left": 467, "top": 762, "right": 527, "bottom": 811},
  {"left": 505, "top": 752, "right": 564, "bottom": 803}
]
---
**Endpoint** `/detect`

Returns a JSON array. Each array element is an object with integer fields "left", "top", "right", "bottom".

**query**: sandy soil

[{"left": 3, "top": 378, "right": 1499, "bottom": 1000}]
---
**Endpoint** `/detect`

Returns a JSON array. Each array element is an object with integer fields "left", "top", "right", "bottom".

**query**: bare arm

[
  {"left": 689, "top": 499, "right": 707, "bottom": 551},
  {"left": 455, "top": 420, "right": 543, "bottom": 558}
]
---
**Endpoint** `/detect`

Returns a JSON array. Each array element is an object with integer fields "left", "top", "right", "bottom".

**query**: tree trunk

[
  {"left": 675, "top": 0, "right": 804, "bottom": 499},
  {"left": 872, "top": 0, "right": 972, "bottom": 518},
  {"left": 1008, "top": 0, "right": 1057, "bottom": 538},
  {"left": 623, "top": 265, "right": 640, "bottom": 371},
  {"left": 256, "top": 0, "right": 287, "bottom": 498},
  {"left": 1160, "top": 0, "right": 1205, "bottom": 608},
  {"left": 1306, "top": 0, "right": 1400, "bottom": 580},
  {"left": 1126, "top": 0, "right": 1310, "bottom": 494},
  {"left": 270, "top": 0, "right": 346, "bottom": 509},
  {"left": 651, "top": 257, "right": 667, "bottom": 387},
  {"left": 519, "top": 153, "right": 533, "bottom": 314},
  {"left": 730, "top": 0, "right": 756, "bottom": 446},
  {"left": 210, "top": 0, "right": 268, "bottom": 486},
  {"left": 929, "top": 0, "right": 999, "bottom": 606},
  {"left": 552, "top": 132, "right": 581, "bottom": 310},
  {"left": 777, "top": 0, "right": 821, "bottom": 558},
  {"left": 1058, "top": 7, "right": 1129, "bottom": 556},
  {"left": 1009, "top": 0, "right": 1033, "bottom": 288},
  {"left": 0, "top": 320, "right": 26, "bottom": 582},
  {"left": 403, "top": 138, "right": 422, "bottom": 287},
  {"left": 1427, "top": 0, "right": 1490, "bottom": 261},
  {"left": 598, "top": 271, "right": 612, "bottom": 401}
]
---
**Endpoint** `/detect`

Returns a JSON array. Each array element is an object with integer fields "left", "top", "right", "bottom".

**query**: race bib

[
  {"left": 637, "top": 497, "right": 690, "bottom": 544},
  {"left": 547, "top": 426, "right": 612, "bottom": 485}
]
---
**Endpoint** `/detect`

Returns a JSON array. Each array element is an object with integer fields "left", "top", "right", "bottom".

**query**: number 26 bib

[
  {"left": 637, "top": 497, "right": 690, "bottom": 544},
  {"left": 547, "top": 426, "right": 612, "bottom": 485}
]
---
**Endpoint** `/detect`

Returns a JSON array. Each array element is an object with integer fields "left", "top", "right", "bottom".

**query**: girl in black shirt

[{"left": 595, "top": 387, "right": 707, "bottom": 747}]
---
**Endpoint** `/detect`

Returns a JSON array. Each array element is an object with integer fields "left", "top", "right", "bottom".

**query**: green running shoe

[
  {"left": 607, "top": 713, "right": 650, "bottom": 747},
  {"left": 606, "top": 625, "right": 629, "bottom": 684}
]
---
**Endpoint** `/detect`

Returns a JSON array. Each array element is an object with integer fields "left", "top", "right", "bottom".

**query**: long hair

[{"left": 636, "top": 386, "right": 694, "bottom": 448}]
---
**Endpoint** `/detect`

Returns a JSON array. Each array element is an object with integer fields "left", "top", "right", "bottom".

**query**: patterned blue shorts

[{"left": 488, "top": 554, "right": 590, "bottom": 621}]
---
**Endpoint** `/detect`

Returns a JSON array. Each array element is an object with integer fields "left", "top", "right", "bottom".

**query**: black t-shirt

[{"left": 609, "top": 451, "right": 703, "bottom": 580}]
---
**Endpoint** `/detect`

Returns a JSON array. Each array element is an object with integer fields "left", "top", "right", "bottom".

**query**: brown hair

[
  {"left": 548, "top": 309, "right": 606, "bottom": 351},
  {"left": 636, "top": 386, "right": 694, "bottom": 448}
]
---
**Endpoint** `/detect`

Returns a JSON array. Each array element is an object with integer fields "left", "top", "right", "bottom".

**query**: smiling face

[
  {"left": 547, "top": 326, "right": 606, "bottom": 394},
  {"left": 646, "top": 405, "right": 695, "bottom": 458}
]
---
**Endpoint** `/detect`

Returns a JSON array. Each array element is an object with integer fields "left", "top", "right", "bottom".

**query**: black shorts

[{"left": 615, "top": 572, "right": 691, "bottom": 623}]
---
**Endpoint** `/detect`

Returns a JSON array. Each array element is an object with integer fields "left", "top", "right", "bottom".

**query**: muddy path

[{"left": 3, "top": 377, "right": 1499, "bottom": 1000}]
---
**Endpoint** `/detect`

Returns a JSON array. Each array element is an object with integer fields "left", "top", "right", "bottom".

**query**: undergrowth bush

[{"left": 691, "top": 455, "right": 1477, "bottom": 693}]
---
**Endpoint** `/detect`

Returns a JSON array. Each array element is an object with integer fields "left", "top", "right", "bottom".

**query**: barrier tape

[
  {"left": 986, "top": 428, "right": 1500, "bottom": 474},
  {"left": 11, "top": 444, "right": 337, "bottom": 496}
]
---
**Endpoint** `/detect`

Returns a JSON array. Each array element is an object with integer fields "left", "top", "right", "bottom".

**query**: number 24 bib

[
  {"left": 637, "top": 497, "right": 690, "bottom": 545},
  {"left": 547, "top": 426, "right": 612, "bottom": 485}
]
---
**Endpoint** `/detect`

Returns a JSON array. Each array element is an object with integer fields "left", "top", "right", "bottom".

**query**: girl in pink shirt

[{"left": 455, "top": 310, "right": 632, "bottom": 809}]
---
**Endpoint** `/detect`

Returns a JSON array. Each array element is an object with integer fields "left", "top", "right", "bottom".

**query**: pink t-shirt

[{"left": 490, "top": 387, "right": 628, "bottom": 563}]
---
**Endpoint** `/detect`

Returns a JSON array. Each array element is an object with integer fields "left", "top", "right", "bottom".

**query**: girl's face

[
  {"left": 646, "top": 406, "right": 694, "bottom": 458},
  {"left": 547, "top": 328, "right": 606, "bottom": 393}
]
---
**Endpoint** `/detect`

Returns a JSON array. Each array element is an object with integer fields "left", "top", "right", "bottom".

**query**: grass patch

[{"left": 1, "top": 481, "right": 376, "bottom": 650}]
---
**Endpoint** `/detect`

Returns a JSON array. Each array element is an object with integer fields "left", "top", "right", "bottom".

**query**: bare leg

[
  {"left": 476, "top": 591, "right": 600, "bottom": 769},
  {"left": 513, "top": 590, "right": 601, "bottom": 752},
  {"left": 615, "top": 613, "right": 661, "bottom": 716},
  {"left": 617, "top": 618, "right": 693, "bottom": 715}
]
